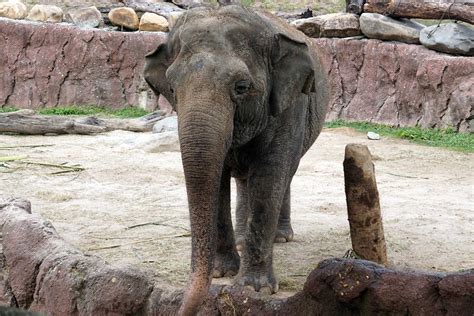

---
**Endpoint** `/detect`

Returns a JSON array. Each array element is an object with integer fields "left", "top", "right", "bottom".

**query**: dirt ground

[{"left": 1, "top": 127, "right": 473, "bottom": 293}]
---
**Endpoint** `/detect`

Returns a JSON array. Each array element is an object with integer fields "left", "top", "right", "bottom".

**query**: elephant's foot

[
  {"left": 274, "top": 223, "right": 294, "bottom": 243},
  {"left": 213, "top": 251, "right": 240, "bottom": 278},
  {"left": 234, "top": 268, "right": 278, "bottom": 294}
]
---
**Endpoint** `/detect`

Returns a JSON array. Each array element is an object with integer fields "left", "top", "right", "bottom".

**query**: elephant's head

[{"left": 144, "top": 5, "right": 321, "bottom": 315}]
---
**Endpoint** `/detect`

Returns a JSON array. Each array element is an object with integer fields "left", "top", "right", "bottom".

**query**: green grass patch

[
  {"left": 109, "top": 107, "right": 149, "bottom": 118},
  {"left": 325, "top": 120, "right": 474, "bottom": 152},
  {"left": 39, "top": 105, "right": 105, "bottom": 116},
  {"left": 38, "top": 106, "right": 148, "bottom": 118},
  {"left": 0, "top": 107, "right": 19, "bottom": 113}
]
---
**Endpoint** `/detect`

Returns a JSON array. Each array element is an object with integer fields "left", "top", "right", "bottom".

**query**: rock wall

[
  {"left": 0, "top": 18, "right": 166, "bottom": 111},
  {"left": 1, "top": 18, "right": 472, "bottom": 131},
  {"left": 313, "top": 38, "right": 473, "bottom": 132}
]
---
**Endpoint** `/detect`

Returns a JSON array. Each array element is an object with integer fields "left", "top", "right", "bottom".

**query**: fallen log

[
  {"left": 0, "top": 110, "right": 163, "bottom": 135},
  {"left": 364, "top": 0, "right": 474, "bottom": 25},
  {"left": 343, "top": 144, "right": 387, "bottom": 265}
]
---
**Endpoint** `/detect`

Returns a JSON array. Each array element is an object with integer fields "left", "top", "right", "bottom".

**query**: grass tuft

[
  {"left": 38, "top": 106, "right": 148, "bottom": 118},
  {"left": 0, "top": 107, "right": 19, "bottom": 113},
  {"left": 109, "top": 107, "right": 149, "bottom": 118},
  {"left": 324, "top": 120, "right": 474, "bottom": 153},
  {"left": 39, "top": 105, "right": 105, "bottom": 116}
]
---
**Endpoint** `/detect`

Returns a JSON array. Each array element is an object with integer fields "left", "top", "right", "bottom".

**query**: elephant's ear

[
  {"left": 144, "top": 43, "right": 175, "bottom": 107},
  {"left": 269, "top": 33, "right": 316, "bottom": 117}
]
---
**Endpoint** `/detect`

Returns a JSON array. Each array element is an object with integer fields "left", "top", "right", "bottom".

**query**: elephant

[{"left": 144, "top": 5, "right": 329, "bottom": 315}]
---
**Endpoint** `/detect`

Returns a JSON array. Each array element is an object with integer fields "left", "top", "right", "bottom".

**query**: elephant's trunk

[{"left": 177, "top": 101, "right": 234, "bottom": 316}]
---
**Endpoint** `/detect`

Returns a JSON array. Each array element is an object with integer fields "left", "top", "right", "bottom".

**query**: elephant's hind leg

[
  {"left": 274, "top": 184, "right": 294, "bottom": 243},
  {"left": 213, "top": 168, "right": 240, "bottom": 278}
]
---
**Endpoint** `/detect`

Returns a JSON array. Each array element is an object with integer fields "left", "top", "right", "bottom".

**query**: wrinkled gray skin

[{"left": 144, "top": 5, "right": 328, "bottom": 315}]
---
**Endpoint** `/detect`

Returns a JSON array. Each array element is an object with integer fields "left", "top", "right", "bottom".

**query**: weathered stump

[{"left": 343, "top": 144, "right": 387, "bottom": 265}]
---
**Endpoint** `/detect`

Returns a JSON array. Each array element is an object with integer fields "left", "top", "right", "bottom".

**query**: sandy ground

[{"left": 1, "top": 128, "right": 473, "bottom": 292}]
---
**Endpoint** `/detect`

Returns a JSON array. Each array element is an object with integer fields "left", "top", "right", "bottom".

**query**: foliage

[
  {"left": 38, "top": 106, "right": 148, "bottom": 118},
  {"left": 325, "top": 120, "right": 474, "bottom": 152},
  {"left": 0, "top": 107, "right": 18, "bottom": 113},
  {"left": 38, "top": 105, "right": 106, "bottom": 116},
  {"left": 105, "top": 107, "right": 149, "bottom": 118}
]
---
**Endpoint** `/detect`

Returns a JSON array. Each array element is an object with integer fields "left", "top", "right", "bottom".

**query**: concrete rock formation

[
  {"left": 0, "top": 18, "right": 472, "bottom": 131},
  {"left": 360, "top": 13, "right": 425, "bottom": 44},
  {"left": 313, "top": 38, "right": 474, "bottom": 132},
  {"left": 26, "top": 4, "right": 63, "bottom": 23},
  {"left": 139, "top": 12, "right": 169, "bottom": 32},
  {"left": 292, "top": 13, "right": 361, "bottom": 38},
  {"left": 108, "top": 7, "right": 139, "bottom": 30},
  {"left": 0, "top": 0, "right": 27, "bottom": 19},
  {"left": 65, "top": 6, "right": 103, "bottom": 29},
  {"left": 1, "top": 197, "right": 473, "bottom": 315},
  {"left": 0, "top": 18, "right": 164, "bottom": 110},
  {"left": 420, "top": 23, "right": 474, "bottom": 56}
]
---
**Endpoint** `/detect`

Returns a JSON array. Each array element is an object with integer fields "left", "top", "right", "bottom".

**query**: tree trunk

[
  {"left": 364, "top": 0, "right": 474, "bottom": 25},
  {"left": 0, "top": 110, "right": 164, "bottom": 135},
  {"left": 343, "top": 144, "right": 387, "bottom": 265}
]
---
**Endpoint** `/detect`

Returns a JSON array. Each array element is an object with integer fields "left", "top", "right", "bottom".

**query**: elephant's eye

[{"left": 234, "top": 80, "right": 251, "bottom": 95}]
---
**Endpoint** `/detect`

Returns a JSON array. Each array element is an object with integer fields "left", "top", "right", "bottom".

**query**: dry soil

[{"left": 1, "top": 127, "right": 472, "bottom": 292}]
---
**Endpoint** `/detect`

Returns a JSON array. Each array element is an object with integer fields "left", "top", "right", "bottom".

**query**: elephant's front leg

[
  {"left": 234, "top": 169, "right": 288, "bottom": 293},
  {"left": 235, "top": 178, "right": 249, "bottom": 252},
  {"left": 213, "top": 167, "right": 240, "bottom": 278}
]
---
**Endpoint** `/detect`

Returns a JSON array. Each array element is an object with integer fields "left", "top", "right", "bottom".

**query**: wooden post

[
  {"left": 364, "top": 0, "right": 474, "bottom": 25},
  {"left": 343, "top": 144, "right": 387, "bottom": 265}
]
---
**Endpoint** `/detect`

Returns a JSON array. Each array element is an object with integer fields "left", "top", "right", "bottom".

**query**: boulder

[
  {"left": 142, "top": 131, "right": 180, "bottom": 153},
  {"left": 126, "top": 1, "right": 185, "bottom": 16},
  {"left": 108, "top": 7, "right": 139, "bottom": 30},
  {"left": 65, "top": 6, "right": 103, "bottom": 29},
  {"left": 360, "top": 13, "right": 424, "bottom": 44},
  {"left": 171, "top": 0, "right": 207, "bottom": 9},
  {"left": 291, "top": 13, "right": 361, "bottom": 38},
  {"left": 0, "top": 0, "right": 27, "bottom": 19},
  {"left": 26, "top": 5, "right": 63, "bottom": 23},
  {"left": 420, "top": 23, "right": 474, "bottom": 56},
  {"left": 153, "top": 116, "right": 177, "bottom": 133},
  {"left": 167, "top": 11, "right": 184, "bottom": 30},
  {"left": 139, "top": 12, "right": 169, "bottom": 32}
]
